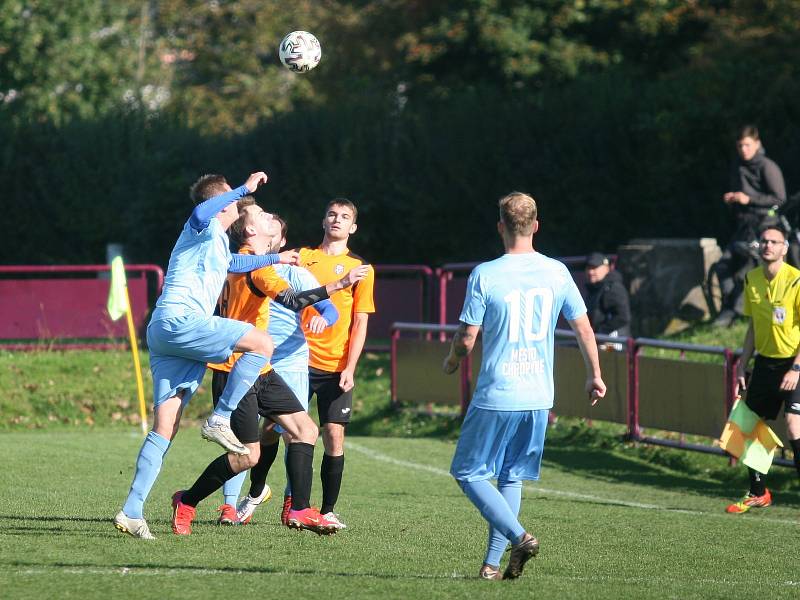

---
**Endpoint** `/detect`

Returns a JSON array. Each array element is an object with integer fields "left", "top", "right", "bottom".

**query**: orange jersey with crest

[
  {"left": 299, "top": 247, "right": 375, "bottom": 372},
  {"left": 207, "top": 259, "right": 289, "bottom": 374}
]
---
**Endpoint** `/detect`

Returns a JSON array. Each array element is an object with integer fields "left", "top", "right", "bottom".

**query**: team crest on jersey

[{"left": 335, "top": 264, "right": 345, "bottom": 275}]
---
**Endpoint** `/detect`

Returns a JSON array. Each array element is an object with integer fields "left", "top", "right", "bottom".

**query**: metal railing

[{"left": 391, "top": 321, "right": 793, "bottom": 468}]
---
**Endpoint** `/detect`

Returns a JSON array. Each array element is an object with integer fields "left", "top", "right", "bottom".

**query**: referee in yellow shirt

[{"left": 729, "top": 223, "right": 800, "bottom": 513}]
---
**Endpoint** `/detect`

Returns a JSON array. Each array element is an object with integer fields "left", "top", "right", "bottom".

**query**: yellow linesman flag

[
  {"left": 107, "top": 256, "right": 129, "bottom": 321},
  {"left": 719, "top": 397, "right": 784, "bottom": 474}
]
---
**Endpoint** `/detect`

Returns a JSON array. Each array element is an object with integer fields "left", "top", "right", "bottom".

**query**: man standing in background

[{"left": 298, "top": 199, "right": 376, "bottom": 530}]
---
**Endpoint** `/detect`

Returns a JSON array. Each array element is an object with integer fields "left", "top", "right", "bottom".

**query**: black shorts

[
  {"left": 744, "top": 355, "right": 800, "bottom": 420},
  {"left": 212, "top": 369, "right": 305, "bottom": 444},
  {"left": 309, "top": 367, "right": 352, "bottom": 426}
]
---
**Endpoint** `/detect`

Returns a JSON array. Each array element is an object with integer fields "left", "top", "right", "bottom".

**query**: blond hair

[{"left": 498, "top": 192, "right": 537, "bottom": 236}]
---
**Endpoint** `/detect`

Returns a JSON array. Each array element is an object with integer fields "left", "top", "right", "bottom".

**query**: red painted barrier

[
  {"left": 0, "top": 265, "right": 163, "bottom": 349},
  {"left": 370, "top": 265, "right": 434, "bottom": 349}
]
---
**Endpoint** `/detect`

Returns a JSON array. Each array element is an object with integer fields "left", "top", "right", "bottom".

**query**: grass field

[
  {"left": 3, "top": 323, "right": 800, "bottom": 598},
  {"left": 1, "top": 428, "right": 799, "bottom": 600}
]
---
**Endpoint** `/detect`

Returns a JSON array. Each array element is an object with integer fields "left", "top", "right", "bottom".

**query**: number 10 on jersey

[{"left": 504, "top": 288, "right": 553, "bottom": 343}]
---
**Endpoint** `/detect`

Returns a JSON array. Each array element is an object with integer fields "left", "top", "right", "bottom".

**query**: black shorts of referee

[
  {"left": 745, "top": 355, "right": 800, "bottom": 421},
  {"left": 211, "top": 369, "right": 305, "bottom": 445}
]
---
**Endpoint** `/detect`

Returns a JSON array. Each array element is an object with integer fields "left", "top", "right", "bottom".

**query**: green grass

[
  {"left": 2, "top": 325, "right": 798, "bottom": 598},
  {"left": 0, "top": 320, "right": 747, "bottom": 431},
  {"left": 639, "top": 320, "right": 748, "bottom": 363},
  {"left": 1, "top": 429, "right": 798, "bottom": 599}
]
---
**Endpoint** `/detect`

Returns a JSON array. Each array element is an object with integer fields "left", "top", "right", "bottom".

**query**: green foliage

[
  {"left": 5, "top": 1, "right": 800, "bottom": 266},
  {"left": 0, "top": 1, "right": 148, "bottom": 125}
]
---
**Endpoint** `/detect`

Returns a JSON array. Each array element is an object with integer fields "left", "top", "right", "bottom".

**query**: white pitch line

[{"left": 346, "top": 440, "right": 800, "bottom": 526}]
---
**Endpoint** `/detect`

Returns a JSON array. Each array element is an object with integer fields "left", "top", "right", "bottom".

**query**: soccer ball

[{"left": 278, "top": 31, "right": 322, "bottom": 73}]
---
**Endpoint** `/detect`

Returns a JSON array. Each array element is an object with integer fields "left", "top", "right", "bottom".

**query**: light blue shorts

[
  {"left": 146, "top": 314, "right": 253, "bottom": 406},
  {"left": 272, "top": 369, "right": 309, "bottom": 434},
  {"left": 450, "top": 406, "right": 549, "bottom": 482}
]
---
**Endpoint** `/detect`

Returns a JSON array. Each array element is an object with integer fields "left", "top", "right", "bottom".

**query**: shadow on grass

[
  {"left": 4, "top": 560, "right": 474, "bottom": 580},
  {"left": 350, "top": 401, "right": 800, "bottom": 509},
  {"left": 0, "top": 514, "right": 110, "bottom": 523},
  {"left": 542, "top": 438, "right": 800, "bottom": 508}
]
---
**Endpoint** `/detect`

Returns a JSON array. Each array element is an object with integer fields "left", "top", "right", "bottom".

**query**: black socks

[
  {"left": 183, "top": 454, "right": 235, "bottom": 507},
  {"left": 748, "top": 467, "right": 766, "bottom": 497},
  {"left": 286, "top": 442, "right": 315, "bottom": 511},
  {"left": 248, "top": 441, "right": 280, "bottom": 498},
  {"left": 320, "top": 453, "right": 345, "bottom": 515}
]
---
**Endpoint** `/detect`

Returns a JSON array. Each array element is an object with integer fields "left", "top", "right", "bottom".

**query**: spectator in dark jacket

[
  {"left": 585, "top": 252, "right": 631, "bottom": 338},
  {"left": 712, "top": 125, "right": 786, "bottom": 328}
]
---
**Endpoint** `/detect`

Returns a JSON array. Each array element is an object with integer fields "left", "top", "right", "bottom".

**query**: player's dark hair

[
  {"left": 190, "top": 174, "right": 228, "bottom": 204},
  {"left": 737, "top": 125, "right": 760, "bottom": 142},
  {"left": 326, "top": 198, "right": 358, "bottom": 223},
  {"left": 228, "top": 197, "right": 256, "bottom": 251},
  {"left": 498, "top": 192, "right": 537, "bottom": 236},
  {"left": 758, "top": 221, "right": 789, "bottom": 241},
  {"left": 272, "top": 213, "right": 288, "bottom": 240}
]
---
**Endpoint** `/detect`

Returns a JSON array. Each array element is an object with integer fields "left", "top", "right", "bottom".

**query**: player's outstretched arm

[
  {"left": 229, "top": 253, "right": 282, "bottom": 273},
  {"left": 443, "top": 322, "right": 480, "bottom": 374},
  {"left": 568, "top": 314, "right": 606, "bottom": 405},
  {"left": 327, "top": 265, "right": 370, "bottom": 294},
  {"left": 189, "top": 171, "right": 267, "bottom": 232},
  {"left": 189, "top": 185, "right": 250, "bottom": 231}
]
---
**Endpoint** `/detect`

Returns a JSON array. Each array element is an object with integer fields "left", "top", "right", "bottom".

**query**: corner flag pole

[
  {"left": 123, "top": 286, "right": 148, "bottom": 436},
  {"left": 108, "top": 256, "right": 148, "bottom": 435}
]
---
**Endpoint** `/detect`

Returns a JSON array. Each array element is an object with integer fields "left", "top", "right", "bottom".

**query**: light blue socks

[
  {"left": 485, "top": 480, "right": 523, "bottom": 567},
  {"left": 459, "top": 478, "right": 526, "bottom": 563},
  {"left": 223, "top": 470, "right": 248, "bottom": 506},
  {"left": 122, "top": 431, "right": 171, "bottom": 519}
]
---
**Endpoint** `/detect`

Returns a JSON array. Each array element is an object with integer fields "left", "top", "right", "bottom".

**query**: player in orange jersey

[{"left": 298, "top": 198, "right": 376, "bottom": 530}]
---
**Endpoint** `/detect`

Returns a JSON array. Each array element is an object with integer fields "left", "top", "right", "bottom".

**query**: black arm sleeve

[{"left": 273, "top": 285, "right": 330, "bottom": 312}]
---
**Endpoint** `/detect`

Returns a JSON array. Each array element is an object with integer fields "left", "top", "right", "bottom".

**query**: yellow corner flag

[
  {"left": 106, "top": 256, "right": 148, "bottom": 435},
  {"left": 107, "top": 256, "right": 129, "bottom": 321}
]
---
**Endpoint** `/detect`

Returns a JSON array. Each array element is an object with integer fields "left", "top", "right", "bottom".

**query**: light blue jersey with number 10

[{"left": 459, "top": 252, "right": 586, "bottom": 411}]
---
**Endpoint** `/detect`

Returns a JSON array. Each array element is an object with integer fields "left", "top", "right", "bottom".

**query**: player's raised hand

[
  {"left": 243, "top": 171, "right": 268, "bottom": 193},
  {"left": 587, "top": 376, "right": 606, "bottom": 406},
  {"left": 342, "top": 265, "right": 370, "bottom": 287},
  {"left": 278, "top": 249, "right": 300, "bottom": 265},
  {"left": 306, "top": 315, "right": 329, "bottom": 334}
]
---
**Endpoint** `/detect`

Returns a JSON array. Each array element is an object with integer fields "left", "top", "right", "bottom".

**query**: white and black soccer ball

[{"left": 278, "top": 31, "right": 322, "bottom": 73}]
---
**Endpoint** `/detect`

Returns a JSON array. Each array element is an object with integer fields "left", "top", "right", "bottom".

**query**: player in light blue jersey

[
  {"left": 443, "top": 191, "right": 606, "bottom": 580},
  {"left": 114, "top": 172, "right": 298, "bottom": 540},
  {"left": 220, "top": 215, "right": 338, "bottom": 527}
]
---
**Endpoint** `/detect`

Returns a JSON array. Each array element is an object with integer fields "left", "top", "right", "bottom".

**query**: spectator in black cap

[{"left": 584, "top": 252, "right": 631, "bottom": 342}]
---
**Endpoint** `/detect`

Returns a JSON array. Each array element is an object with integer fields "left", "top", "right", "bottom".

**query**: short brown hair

[
  {"left": 326, "top": 198, "right": 358, "bottom": 222},
  {"left": 228, "top": 197, "right": 256, "bottom": 251},
  {"left": 272, "top": 213, "right": 288, "bottom": 241},
  {"left": 738, "top": 124, "right": 760, "bottom": 141},
  {"left": 498, "top": 192, "right": 537, "bottom": 236},
  {"left": 189, "top": 174, "right": 229, "bottom": 204}
]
